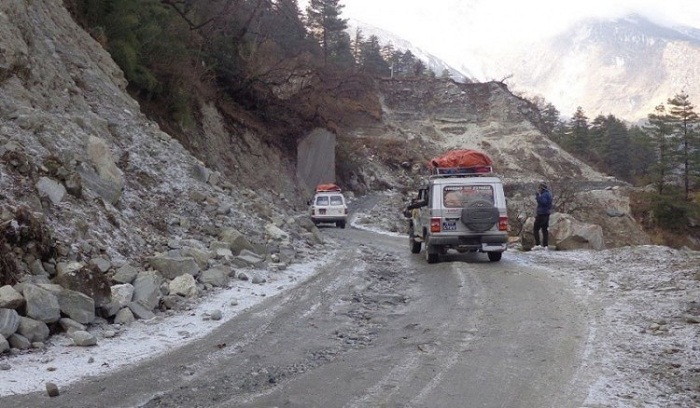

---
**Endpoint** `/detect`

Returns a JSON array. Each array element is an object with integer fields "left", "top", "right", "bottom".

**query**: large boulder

[
  {"left": 522, "top": 213, "right": 604, "bottom": 250},
  {"left": 36, "top": 177, "right": 66, "bottom": 204},
  {"left": 53, "top": 263, "right": 112, "bottom": 308},
  {"left": 265, "top": 223, "right": 289, "bottom": 243},
  {"left": 131, "top": 271, "right": 162, "bottom": 311},
  {"left": 76, "top": 135, "right": 124, "bottom": 205},
  {"left": 56, "top": 289, "right": 95, "bottom": 324},
  {"left": 147, "top": 256, "right": 199, "bottom": 280},
  {"left": 218, "top": 228, "right": 256, "bottom": 255},
  {"left": 112, "top": 264, "right": 139, "bottom": 284},
  {"left": 0, "top": 335, "right": 8, "bottom": 354},
  {"left": 575, "top": 187, "right": 651, "bottom": 247},
  {"left": 0, "top": 285, "right": 25, "bottom": 309},
  {"left": 169, "top": 274, "right": 198, "bottom": 298},
  {"left": 17, "top": 316, "right": 50, "bottom": 342},
  {"left": 549, "top": 213, "right": 605, "bottom": 250},
  {"left": 180, "top": 247, "right": 214, "bottom": 269},
  {"left": 22, "top": 284, "right": 60, "bottom": 323},
  {"left": 0, "top": 309, "right": 20, "bottom": 338},
  {"left": 198, "top": 267, "right": 230, "bottom": 287}
]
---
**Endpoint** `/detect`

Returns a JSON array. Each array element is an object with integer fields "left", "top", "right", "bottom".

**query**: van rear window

[
  {"left": 443, "top": 185, "right": 494, "bottom": 208},
  {"left": 315, "top": 196, "right": 329, "bottom": 205}
]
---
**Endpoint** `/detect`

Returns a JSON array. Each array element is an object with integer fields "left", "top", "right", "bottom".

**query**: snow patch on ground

[
  {"left": 517, "top": 245, "right": 700, "bottom": 407},
  {"left": 0, "top": 257, "right": 331, "bottom": 396}
]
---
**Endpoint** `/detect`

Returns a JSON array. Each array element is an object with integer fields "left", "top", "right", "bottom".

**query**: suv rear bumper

[
  {"left": 311, "top": 216, "right": 347, "bottom": 224},
  {"left": 427, "top": 233, "right": 507, "bottom": 251}
]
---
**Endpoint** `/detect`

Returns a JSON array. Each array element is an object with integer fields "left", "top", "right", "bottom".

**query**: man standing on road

[{"left": 533, "top": 182, "right": 553, "bottom": 250}]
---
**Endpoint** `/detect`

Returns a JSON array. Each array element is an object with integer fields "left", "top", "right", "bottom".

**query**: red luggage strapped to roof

[
  {"left": 429, "top": 149, "right": 493, "bottom": 169},
  {"left": 316, "top": 183, "right": 342, "bottom": 192}
]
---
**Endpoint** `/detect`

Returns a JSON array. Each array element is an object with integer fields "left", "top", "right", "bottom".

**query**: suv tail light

[
  {"left": 430, "top": 217, "right": 441, "bottom": 233},
  {"left": 498, "top": 216, "right": 508, "bottom": 231}
]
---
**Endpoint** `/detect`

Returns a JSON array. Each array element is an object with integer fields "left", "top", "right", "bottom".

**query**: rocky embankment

[
  {"left": 0, "top": 198, "right": 324, "bottom": 354},
  {"left": 0, "top": 2, "right": 325, "bottom": 355}
]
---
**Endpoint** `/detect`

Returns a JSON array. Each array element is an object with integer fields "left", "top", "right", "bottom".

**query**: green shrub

[
  {"left": 169, "top": 87, "right": 194, "bottom": 129},
  {"left": 650, "top": 192, "right": 691, "bottom": 231}
]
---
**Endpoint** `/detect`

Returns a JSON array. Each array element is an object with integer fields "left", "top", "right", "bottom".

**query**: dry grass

[
  {"left": 629, "top": 190, "right": 700, "bottom": 250},
  {"left": 0, "top": 206, "right": 57, "bottom": 285},
  {"left": 0, "top": 236, "right": 19, "bottom": 286}
]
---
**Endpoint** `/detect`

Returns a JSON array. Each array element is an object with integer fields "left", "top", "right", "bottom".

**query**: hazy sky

[{"left": 310, "top": 0, "right": 700, "bottom": 62}]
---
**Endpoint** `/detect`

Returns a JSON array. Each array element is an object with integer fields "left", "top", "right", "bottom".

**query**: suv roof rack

[
  {"left": 429, "top": 165, "right": 494, "bottom": 178},
  {"left": 315, "top": 183, "right": 342, "bottom": 193}
]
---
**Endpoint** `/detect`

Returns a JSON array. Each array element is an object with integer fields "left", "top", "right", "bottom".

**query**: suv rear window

[
  {"left": 315, "top": 196, "right": 329, "bottom": 206},
  {"left": 443, "top": 185, "right": 494, "bottom": 208},
  {"left": 330, "top": 196, "right": 344, "bottom": 205}
]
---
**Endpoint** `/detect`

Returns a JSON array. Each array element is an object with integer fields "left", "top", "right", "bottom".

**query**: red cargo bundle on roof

[
  {"left": 429, "top": 149, "right": 493, "bottom": 169},
  {"left": 316, "top": 183, "right": 341, "bottom": 192}
]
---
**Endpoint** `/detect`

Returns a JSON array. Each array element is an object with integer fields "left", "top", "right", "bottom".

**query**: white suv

[
  {"left": 309, "top": 190, "right": 348, "bottom": 228},
  {"left": 406, "top": 167, "right": 508, "bottom": 263}
]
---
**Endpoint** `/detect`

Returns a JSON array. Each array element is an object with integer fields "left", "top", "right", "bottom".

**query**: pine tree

[
  {"left": 384, "top": 47, "right": 400, "bottom": 78},
  {"left": 327, "top": 30, "right": 355, "bottom": 68},
  {"left": 350, "top": 27, "right": 365, "bottom": 64},
  {"left": 540, "top": 102, "right": 561, "bottom": 138},
  {"left": 305, "top": 0, "right": 348, "bottom": 64},
  {"left": 587, "top": 115, "right": 607, "bottom": 164},
  {"left": 413, "top": 59, "right": 426, "bottom": 77},
  {"left": 644, "top": 104, "right": 675, "bottom": 194},
  {"left": 600, "top": 115, "right": 631, "bottom": 180},
  {"left": 358, "top": 35, "right": 390, "bottom": 77},
  {"left": 666, "top": 92, "right": 700, "bottom": 200},
  {"left": 628, "top": 125, "right": 656, "bottom": 184},
  {"left": 263, "top": 0, "right": 314, "bottom": 55},
  {"left": 566, "top": 107, "right": 589, "bottom": 155},
  {"left": 380, "top": 44, "right": 395, "bottom": 62},
  {"left": 397, "top": 50, "right": 416, "bottom": 77}
]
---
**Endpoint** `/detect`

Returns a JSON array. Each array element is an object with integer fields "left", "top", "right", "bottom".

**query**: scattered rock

[
  {"left": 46, "top": 382, "right": 59, "bottom": 397},
  {"left": 69, "top": 330, "right": 97, "bottom": 347}
]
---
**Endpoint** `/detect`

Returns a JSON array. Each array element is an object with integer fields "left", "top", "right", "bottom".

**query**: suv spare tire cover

[{"left": 461, "top": 198, "right": 499, "bottom": 232}]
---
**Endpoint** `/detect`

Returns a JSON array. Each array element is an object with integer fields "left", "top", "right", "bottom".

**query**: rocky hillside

[
  {"left": 0, "top": 1, "right": 325, "bottom": 350},
  {"left": 338, "top": 78, "right": 651, "bottom": 248}
]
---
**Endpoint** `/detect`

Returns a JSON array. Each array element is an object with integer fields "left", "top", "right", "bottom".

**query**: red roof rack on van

[
  {"left": 430, "top": 165, "right": 493, "bottom": 176},
  {"left": 428, "top": 149, "right": 494, "bottom": 177},
  {"left": 315, "top": 183, "right": 342, "bottom": 192}
]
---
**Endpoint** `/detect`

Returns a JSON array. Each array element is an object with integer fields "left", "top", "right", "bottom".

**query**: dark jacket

[{"left": 536, "top": 188, "right": 553, "bottom": 215}]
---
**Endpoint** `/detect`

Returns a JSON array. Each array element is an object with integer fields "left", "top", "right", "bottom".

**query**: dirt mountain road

[{"left": 2, "top": 224, "right": 591, "bottom": 408}]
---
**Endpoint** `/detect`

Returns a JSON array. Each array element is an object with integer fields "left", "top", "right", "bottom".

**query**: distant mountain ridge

[
  {"left": 352, "top": 13, "right": 700, "bottom": 123},
  {"left": 346, "top": 19, "right": 473, "bottom": 83},
  {"left": 481, "top": 14, "right": 700, "bottom": 122}
]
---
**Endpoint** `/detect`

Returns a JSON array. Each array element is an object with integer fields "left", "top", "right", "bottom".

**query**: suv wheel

[
  {"left": 487, "top": 252, "right": 502, "bottom": 262},
  {"left": 425, "top": 244, "right": 439, "bottom": 264},
  {"left": 409, "top": 226, "right": 421, "bottom": 254},
  {"left": 461, "top": 198, "right": 500, "bottom": 233},
  {"left": 336, "top": 221, "right": 346, "bottom": 229}
]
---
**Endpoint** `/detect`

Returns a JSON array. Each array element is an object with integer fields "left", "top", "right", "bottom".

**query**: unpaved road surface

[{"left": 2, "top": 223, "right": 591, "bottom": 408}]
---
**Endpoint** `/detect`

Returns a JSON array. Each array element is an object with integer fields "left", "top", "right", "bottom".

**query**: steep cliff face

[
  {"left": 0, "top": 1, "right": 306, "bottom": 268},
  {"left": 340, "top": 78, "right": 651, "bottom": 248},
  {"left": 370, "top": 78, "right": 606, "bottom": 183}
]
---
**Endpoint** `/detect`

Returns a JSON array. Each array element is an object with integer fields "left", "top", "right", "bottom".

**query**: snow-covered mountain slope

[
  {"left": 346, "top": 19, "right": 474, "bottom": 82},
  {"left": 477, "top": 14, "right": 700, "bottom": 122}
]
